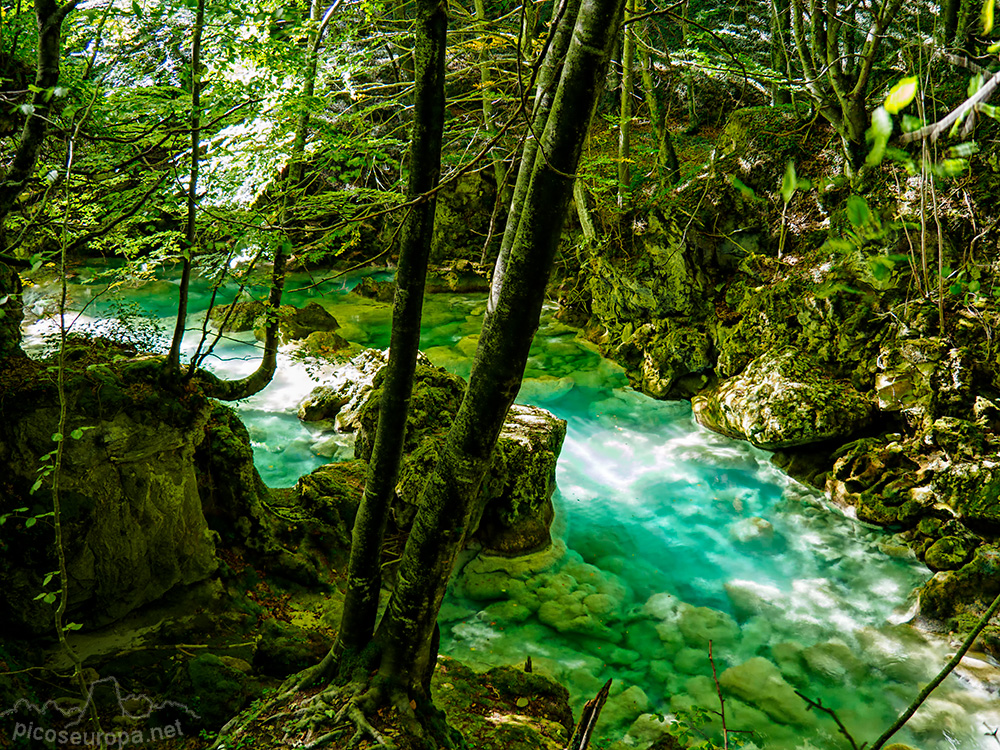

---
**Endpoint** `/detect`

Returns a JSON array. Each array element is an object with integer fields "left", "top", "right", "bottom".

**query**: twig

[
  {"left": 708, "top": 640, "right": 728, "bottom": 750},
  {"left": 868, "top": 590, "right": 1000, "bottom": 750},
  {"left": 795, "top": 691, "right": 863, "bottom": 750}
]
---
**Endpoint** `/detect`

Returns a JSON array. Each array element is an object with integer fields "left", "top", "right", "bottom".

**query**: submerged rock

[
  {"left": 692, "top": 347, "right": 872, "bottom": 449},
  {"left": 719, "top": 657, "right": 814, "bottom": 727}
]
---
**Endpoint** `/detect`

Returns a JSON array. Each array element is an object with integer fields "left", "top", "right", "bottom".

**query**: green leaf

[
  {"left": 43, "top": 592, "right": 57, "bottom": 605},
  {"left": 780, "top": 161, "right": 797, "bottom": 204},
  {"left": 64, "top": 622, "right": 83, "bottom": 631},
  {"left": 51, "top": 432, "right": 63, "bottom": 442},
  {"left": 969, "top": 279, "right": 982, "bottom": 293},
  {"left": 984, "top": 0, "right": 995, "bottom": 33},
  {"left": 132, "top": 0, "right": 144, "bottom": 16},
  {"left": 948, "top": 142, "right": 979, "bottom": 157},
  {"left": 936, "top": 158, "right": 968, "bottom": 177},
  {"left": 729, "top": 175, "right": 756, "bottom": 199},
  {"left": 866, "top": 107, "right": 893, "bottom": 166},
  {"left": 885, "top": 77, "right": 919, "bottom": 114},
  {"left": 989, "top": 40, "right": 1000, "bottom": 53},
  {"left": 70, "top": 428, "right": 84, "bottom": 440},
  {"left": 847, "top": 195, "right": 871, "bottom": 228},
  {"left": 902, "top": 115, "right": 924, "bottom": 133},
  {"left": 968, "top": 73, "right": 985, "bottom": 98},
  {"left": 25, "top": 517, "right": 36, "bottom": 528},
  {"left": 950, "top": 283, "right": 964, "bottom": 295}
]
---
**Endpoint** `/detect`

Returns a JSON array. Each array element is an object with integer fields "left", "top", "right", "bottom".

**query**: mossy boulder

[
  {"left": 187, "top": 653, "right": 251, "bottom": 728},
  {"left": 431, "top": 657, "right": 573, "bottom": 750},
  {"left": 253, "top": 619, "right": 331, "bottom": 677},
  {"left": 351, "top": 276, "right": 395, "bottom": 303},
  {"left": 923, "top": 535, "right": 975, "bottom": 572},
  {"left": 0, "top": 362, "right": 231, "bottom": 635},
  {"left": 920, "top": 544, "right": 1000, "bottom": 622},
  {"left": 253, "top": 302, "right": 339, "bottom": 343},
  {"left": 430, "top": 170, "right": 501, "bottom": 264},
  {"left": 715, "top": 106, "right": 806, "bottom": 192},
  {"left": 692, "top": 347, "right": 872, "bottom": 449},
  {"left": 208, "top": 298, "right": 266, "bottom": 332},
  {"left": 293, "top": 459, "right": 366, "bottom": 547}
]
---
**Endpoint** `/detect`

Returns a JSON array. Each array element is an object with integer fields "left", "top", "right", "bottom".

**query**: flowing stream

[{"left": 22, "top": 265, "right": 1000, "bottom": 750}]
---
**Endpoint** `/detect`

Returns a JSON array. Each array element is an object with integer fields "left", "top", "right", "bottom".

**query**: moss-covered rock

[
  {"left": 187, "top": 653, "right": 251, "bottom": 728},
  {"left": 253, "top": 301, "right": 339, "bottom": 343},
  {"left": 924, "top": 535, "right": 975, "bottom": 572},
  {"left": 0, "top": 361, "right": 232, "bottom": 635},
  {"left": 351, "top": 276, "right": 395, "bottom": 303},
  {"left": 208, "top": 298, "right": 266, "bottom": 332},
  {"left": 692, "top": 347, "right": 872, "bottom": 449},
  {"left": 431, "top": 657, "right": 573, "bottom": 750},
  {"left": 352, "top": 358, "right": 567, "bottom": 555},
  {"left": 252, "top": 619, "right": 330, "bottom": 677},
  {"left": 920, "top": 544, "right": 1000, "bottom": 622},
  {"left": 719, "top": 657, "right": 815, "bottom": 727},
  {"left": 293, "top": 459, "right": 366, "bottom": 547}
]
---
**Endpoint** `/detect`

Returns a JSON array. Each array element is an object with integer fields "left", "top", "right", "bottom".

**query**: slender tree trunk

[
  {"left": 636, "top": 23, "right": 679, "bottom": 186},
  {"left": 617, "top": 0, "right": 636, "bottom": 207},
  {"left": 770, "top": 0, "right": 791, "bottom": 105},
  {"left": 331, "top": 0, "right": 447, "bottom": 673},
  {"left": 474, "top": 0, "right": 509, "bottom": 203},
  {"left": 166, "top": 0, "right": 205, "bottom": 372},
  {"left": 373, "top": 0, "right": 627, "bottom": 696}
]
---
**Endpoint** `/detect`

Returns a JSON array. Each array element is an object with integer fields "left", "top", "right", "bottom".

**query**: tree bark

[
  {"left": 331, "top": 0, "right": 447, "bottom": 672},
  {"left": 373, "top": 0, "right": 627, "bottom": 696},
  {"left": 0, "top": 0, "right": 78, "bottom": 226},
  {"left": 488, "top": 0, "right": 582, "bottom": 312}
]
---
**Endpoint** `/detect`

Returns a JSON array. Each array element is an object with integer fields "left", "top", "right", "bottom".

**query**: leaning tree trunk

[
  {"left": 188, "top": 0, "right": 343, "bottom": 400},
  {"left": 330, "top": 0, "right": 447, "bottom": 674},
  {"left": 373, "top": 0, "right": 627, "bottom": 698}
]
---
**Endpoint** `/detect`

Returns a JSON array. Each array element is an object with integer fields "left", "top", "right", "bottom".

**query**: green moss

[{"left": 924, "top": 535, "right": 975, "bottom": 571}]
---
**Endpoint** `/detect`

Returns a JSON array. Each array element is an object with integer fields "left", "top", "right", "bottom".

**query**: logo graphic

[{"left": 2, "top": 676, "right": 199, "bottom": 746}]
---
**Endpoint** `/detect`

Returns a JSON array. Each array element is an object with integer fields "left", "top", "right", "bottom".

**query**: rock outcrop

[
  {"left": 692, "top": 347, "right": 872, "bottom": 449},
  {"left": 252, "top": 301, "right": 340, "bottom": 344},
  {"left": 0, "top": 356, "right": 235, "bottom": 635}
]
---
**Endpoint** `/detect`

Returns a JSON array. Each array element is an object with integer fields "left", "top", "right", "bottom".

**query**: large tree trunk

[
  {"left": 331, "top": 0, "right": 447, "bottom": 672},
  {"left": 373, "top": 0, "right": 627, "bottom": 697}
]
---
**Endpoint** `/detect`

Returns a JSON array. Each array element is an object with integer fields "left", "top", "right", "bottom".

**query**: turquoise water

[{"left": 22, "top": 266, "right": 1000, "bottom": 750}]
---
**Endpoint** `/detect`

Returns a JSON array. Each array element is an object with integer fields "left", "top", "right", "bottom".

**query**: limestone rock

[
  {"left": 0, "top": 368, "right": 229, "bottom": 635},
  {"left": 692, "top": 347, "right": 872, "bottom": 449},
  {"left": 356, "top": 360, "right": 566, "bottom": 555},
  {"left": 923, "top": 535, "right": 975, "bottom": 572},
  {"left": 719, "top": 657, "right": 815, "bottom": 726}
]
